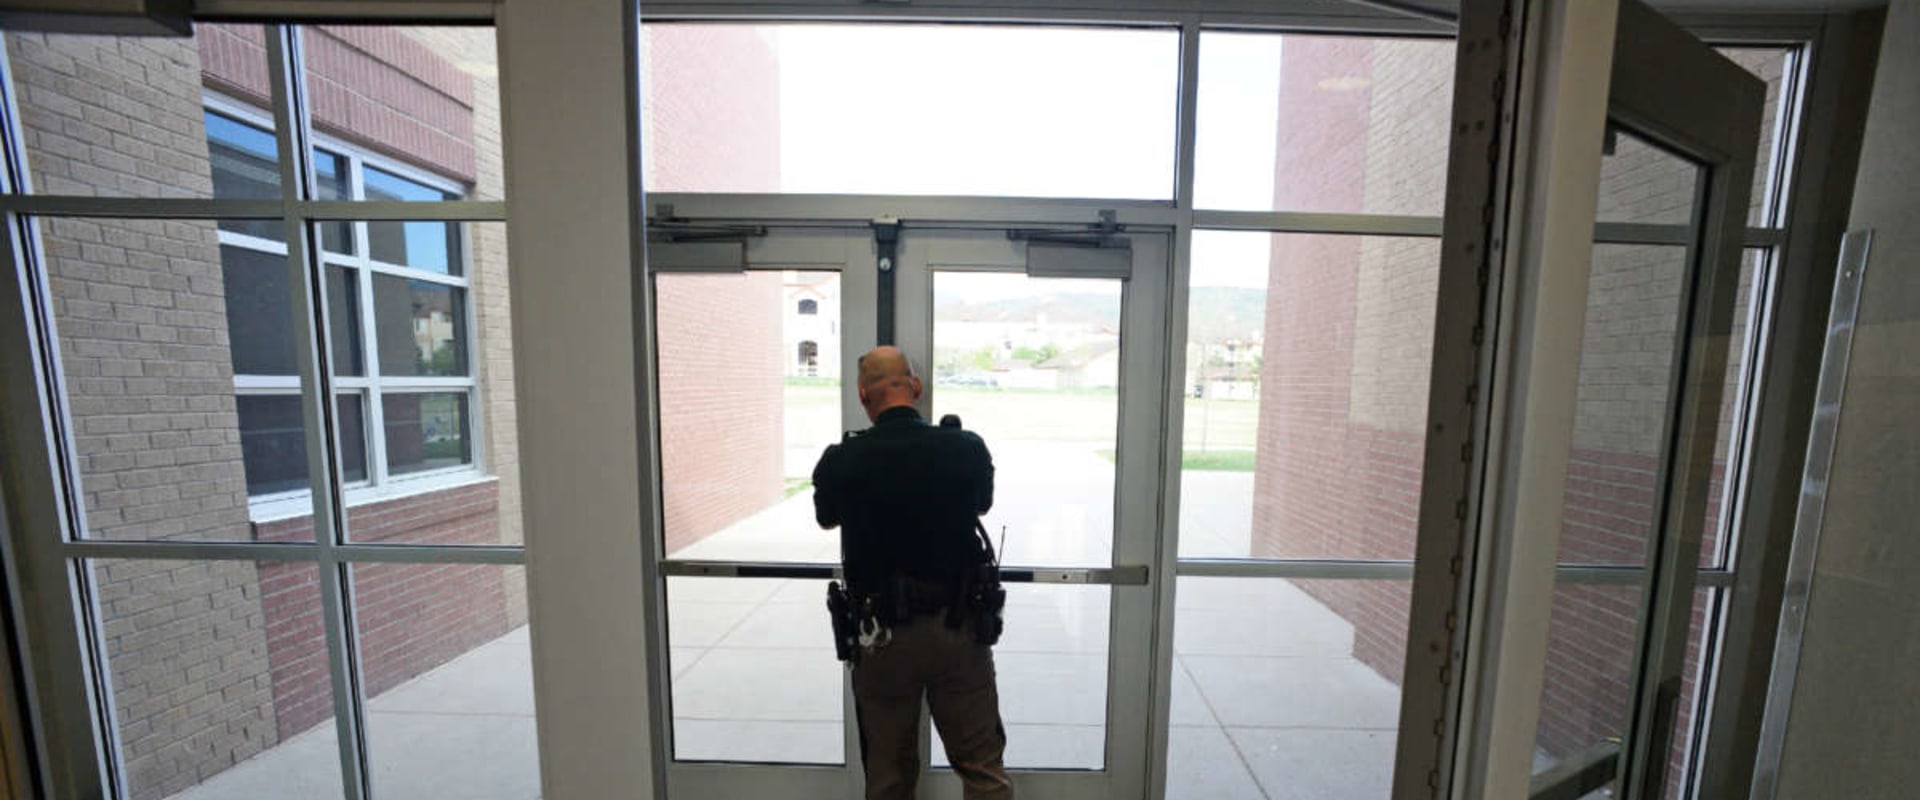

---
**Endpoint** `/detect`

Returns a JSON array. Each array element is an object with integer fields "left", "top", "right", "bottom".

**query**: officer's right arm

[{"left": 811, "top": 443, "right": 842, "bottom": 529}]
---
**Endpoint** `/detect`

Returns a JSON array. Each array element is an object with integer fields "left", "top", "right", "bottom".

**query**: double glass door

[{"left": 644, "top": 215, "right": 1169, "bottom": 799}]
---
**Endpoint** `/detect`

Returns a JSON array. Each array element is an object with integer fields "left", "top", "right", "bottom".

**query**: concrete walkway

[{"left": 174, "top": 440, "right": 1404, "bottom": 800}]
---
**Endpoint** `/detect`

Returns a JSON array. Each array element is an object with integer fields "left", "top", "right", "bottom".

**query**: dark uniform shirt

[{"left": 812, "top": 406, "right": 995, "bottom": 595}]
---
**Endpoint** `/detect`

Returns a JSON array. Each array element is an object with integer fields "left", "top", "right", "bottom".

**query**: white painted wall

[{"left": 1774, "top": 1, "right": 1920, "bottom": 796}]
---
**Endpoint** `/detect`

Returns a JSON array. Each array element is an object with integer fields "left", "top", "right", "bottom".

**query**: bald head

[{"left": 856, "top": 346, "right": 921, "bottom": 421}]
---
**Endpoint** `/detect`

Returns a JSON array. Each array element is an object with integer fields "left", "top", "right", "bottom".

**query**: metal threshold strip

[{"left": 661, "top": 560, "right": 1150, "bottom": 586}]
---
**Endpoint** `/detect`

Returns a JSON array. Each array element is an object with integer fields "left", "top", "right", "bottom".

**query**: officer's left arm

[{"left": 969, "top": 434, "right": 995, "bottom": 516}]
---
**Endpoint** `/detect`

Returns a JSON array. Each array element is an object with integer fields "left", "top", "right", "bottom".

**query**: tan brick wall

[
  {"left": 91, "top": 560, "right": 280, "bottom": 800},
  {"left": 8, "top": 30, "right": 283, "bottom": 800},
  {"left": 397, "top": 29, "right": 526, "bottom": 621}
]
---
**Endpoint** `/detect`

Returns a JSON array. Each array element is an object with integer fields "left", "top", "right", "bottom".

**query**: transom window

[{"left": 206, "top": 98, "right": 478, "bottom": 514}]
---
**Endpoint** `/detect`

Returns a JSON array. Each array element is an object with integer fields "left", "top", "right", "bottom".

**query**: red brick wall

[
  {"left": 199, "top": 25, "right": 477, "bottom": 182},
  {"left": 1249, "top": 39, "right": 1428, "bottom": 683},
  {"left": 655, "top": 274, "right": 787, "bottom": 554},
  {"left": 642, "top": 25, "right": 782, "bottom": 193},
  {"left": 254, "top": 481, "right": 509, "bottom": 738},
  {"left": 643, "top": 27, "right": 789, "bottom": 554}
]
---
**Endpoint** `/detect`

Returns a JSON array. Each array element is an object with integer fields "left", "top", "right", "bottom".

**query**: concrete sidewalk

[{"left": 173, "top": 441, "right": 1404, "bottom": 800}]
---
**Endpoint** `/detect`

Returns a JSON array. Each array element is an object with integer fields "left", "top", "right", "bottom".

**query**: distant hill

[
  {"left": 935, "top": 292, "right": 1121, "bottom": 327},
  {"left": 934, "top": 286, "right": 1265, "bottom": 343}
]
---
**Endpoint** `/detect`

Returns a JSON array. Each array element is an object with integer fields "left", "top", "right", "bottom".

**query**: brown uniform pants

[{"left": 852, "top": 613, "right": 1013, "bottom": 800}]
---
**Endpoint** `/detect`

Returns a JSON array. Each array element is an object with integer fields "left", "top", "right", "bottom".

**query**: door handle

[{"left": 659, "top": 560, "right": 1149, "bottom": 585}]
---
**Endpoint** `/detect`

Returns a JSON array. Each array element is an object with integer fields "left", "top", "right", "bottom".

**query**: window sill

[{"left": 248, "top": 470, "right": 498, "bottom": 525}]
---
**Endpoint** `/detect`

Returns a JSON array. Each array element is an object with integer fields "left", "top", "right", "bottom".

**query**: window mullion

[
  {"left": 361, "top": 262, "right": 389, "bottom": 492},
  {"left": 266, "top": 24, "right": 371, "bottom": 800}
]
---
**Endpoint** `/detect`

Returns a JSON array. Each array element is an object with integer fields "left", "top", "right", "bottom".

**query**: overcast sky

[{"left": 771, "top": 25, "right": 1284, "bottom": 295}]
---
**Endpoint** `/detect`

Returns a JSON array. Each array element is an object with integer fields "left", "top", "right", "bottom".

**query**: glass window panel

[
  {"left": 90, "top": 559, "right": 343, "bottom": 799},
  {"left": 327, "top": 264, "right": 364, "bottom": 377},
  {"left": 367, "top": 219, "right": 463, "bottom": 275},
  {"left": 642, "top": 23, "right": 1178, "bottom": 198},
  {"left": 236, "top": 394, "right": 311, "bottom": 496},
  {"left": 933, "top": 584, "right": 1110, "bottom": 770},
  {"left": 361, "top": 170, "right": 463, "bottom": 274},
  {"left": 1559, "top": 243, "right": 1691, "bottom": 567},
  {"left": 205, "top": 110, "right": 286, "bottom": 242},
  {"left": 1701, "top": 250, "right": 1767, "bottom": 569},
  {"left": 314, "top": 149, "right": 354, "bottom": 254},
  {"left": 1532, "top": 581, "right": 1720, "bottom": 799},
  {"left": 235, "top": 394, "right": 369, "bottom": 496},
  {"left": 299, "top": 25, "right": 502, "bottom": 202},
  {"left": 1533, "top": 581, "right": 1643, "bottom": 795},
  {"left": 349, "top": 221, "right": 515, "bottom": 546},
  {"left": 37, "top": 217, "right": 313, "bottom": 540},
  {"left": 373, "top": 274, "right": 467, "bottom": 377},
  {"left": 338, "top": 392, "right": 369, "bottom": 485},
  {"left": 363, "top": 165, "right": 457, "bottom": 203},
  {"left": 655, "top": 271, "right": 842, "bottom": 562},
  {"left": 223, "top": 244, "right": 364, "bottom": 378},
  {"left": 1567, "top": 130, "right": 1707, "bottom": 569},
  {"left": 1717, "top": 46, "right": 1797, "bottom": 228},
  {"left": 221, "top": 244, "right": 298, "bottom": 376},
  {"left": 1179, "top": 232, "right": 1442, "bottom": 561},
  {"left": 6, "top": 24, "right": 267, "bottom": 198},
  {"left": 667, "top": 577, "right": 844, "bottom": 764},
  {"left": 1665, "top": 586, "right": 1723, "bottom": 800},
  {"left": 382, "top": 392, "right": 472, "bottom": 476},
  {"left": 932, "top": 272, "right": 1121, "bottom": 569},
  {"left": 353, "top": 563, "right": 538, "bottom": 798},
  {"left": 1195, "top": 33, "right": 1456, "bottom": 215},
  {"left": 1168, "top": 577, "right": 1409, "bottom": 799},
  {"left": 1597, "top": 127, "right": 1702, "bottom": 226},
  {"left": 1562, "top": 242, "right": 1688, "bottom": 565}
]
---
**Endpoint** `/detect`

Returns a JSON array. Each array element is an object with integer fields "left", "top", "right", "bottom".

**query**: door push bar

[{"left": 661, "top": 560, "right": 1150, "bottom": 586}]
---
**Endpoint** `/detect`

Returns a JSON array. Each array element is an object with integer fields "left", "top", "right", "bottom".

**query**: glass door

[
  {"left": 1527, "top": 4, "right": 1765, "bottom": 798},
  {"left": 644, "top": 220, "right": 1170, "bottom": 800},
  {"left": 648, "top": 226, "right": 873, "bottom": 799},
  {"left": 1444, "top": 0, "right": 1766, "bottom": 797},
  {"left": 897, "top": 228, "right": 1169, "bottom": 799}
]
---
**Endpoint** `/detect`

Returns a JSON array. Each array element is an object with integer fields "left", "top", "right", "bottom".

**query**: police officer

[{"left": 813, "top": 346, "right": 1013, "bottom": 800}]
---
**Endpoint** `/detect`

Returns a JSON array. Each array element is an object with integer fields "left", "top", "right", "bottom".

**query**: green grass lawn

[
  {"left": 785, "top": 381, "right": 1262, "bottom": 449},
  {"left": 1097, "top": 448, "right": 1257, "bottom": 471}
]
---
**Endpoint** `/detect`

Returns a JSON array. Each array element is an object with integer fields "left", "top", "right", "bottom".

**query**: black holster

[
  {"left": 958, "top": 563, "right": 1005, "bottom": 646},
  {"left": 826, "top": 580, "right": 860, "bottom": 663}
]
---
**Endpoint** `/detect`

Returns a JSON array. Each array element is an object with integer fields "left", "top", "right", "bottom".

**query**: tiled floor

[{"left": 175, "top": 441, "right": 1405, "bottom": 799}]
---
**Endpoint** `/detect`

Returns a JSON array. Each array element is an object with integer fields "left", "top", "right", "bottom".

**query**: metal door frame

[{"left": 640, "top": 198, "right": 1174, "bottom": 799}]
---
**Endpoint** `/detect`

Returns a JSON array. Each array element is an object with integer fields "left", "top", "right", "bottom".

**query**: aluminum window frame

[
  {"left": 0, "top": 21, "right": 514, "bottom": 800},
  {"left": 203, "top": 90, "right": 489, "bottom": 517}
]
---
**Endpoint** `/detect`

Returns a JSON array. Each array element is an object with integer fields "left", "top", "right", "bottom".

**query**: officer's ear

[{"left": 910, "top": 374, "right": 923, "bottom": 398}]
